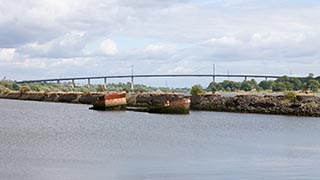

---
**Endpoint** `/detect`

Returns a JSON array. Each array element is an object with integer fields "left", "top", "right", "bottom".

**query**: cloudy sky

[{"left": 1, "top": 0, "right": 320, "bottom": 87}]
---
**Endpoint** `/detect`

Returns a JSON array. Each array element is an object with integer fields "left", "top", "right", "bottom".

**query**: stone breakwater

[
  {"left": 0, "top": 92, "right": 104, "bottom": 104},
  {"left": 191, "top": 94, "right": 320, "bottom": 117},
  {"left": 0, "top": 92, "right": 191, "bottom": 114},
  {"left": 1, "top": 92, "right": 320, "bottom": 116}
]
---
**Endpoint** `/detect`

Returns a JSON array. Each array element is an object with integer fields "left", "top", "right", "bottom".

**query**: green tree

[
  {"left": 190, "top": 84, "right": 205, "bottom": 96},
  {"left": 259, "top": 80, "right": 274, "bottom": 90},
  {"left": 308, "top": 73, "right": 315, "bottom": 79},
  {"left": 307, "top": 79, "right": 320, "bottom": 92},
  {"left": 289, "top": 77, "right": 302, "bottom": 91},
  {"left": 250, "top": 79, "right": 259, "bottom": 90},
  {"left": 220, "top": 80, "right": 240, "bottom": 92},
  {"left": 276, "top": 76, "right": 290, "bottom": 83},
  {"left": 240, "top": 81, "right": 254, "bottom": 92},
  {"left": 272, "top": 82, "right": 286, "bottom": 92},
  {"left": 301, "top": 82, "right": 308, "bottom": 92},
  {"left": 207, "top": 82, "right": 222, "bottom": 93},
  {"left": 284, "top": 82, "right": 294, "bottom": 91}
]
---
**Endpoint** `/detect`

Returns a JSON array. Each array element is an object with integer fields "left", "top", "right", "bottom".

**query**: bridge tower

[
  {"left": 130, "top": 65, "right": 134, "bottom": 92},
  {"left": 212, "top": 64, "right": 216, "bottom": 83},
  {"left": 104, "top": 78, "right": 107, "bottom": 89}
]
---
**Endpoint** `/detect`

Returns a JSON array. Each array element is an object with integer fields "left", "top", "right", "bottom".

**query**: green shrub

[
  {"left": 207, "top": 82, "right": 221, "bottom": 94},
  {"left": 81, "top": 89, "right": 90, "bottom": 95},
  {"left": 122, "top": 87, "right": 130, "bottom": 93},
  {"left": 97, "top": 85, "right": 106, "bottom": 92},
  {"left": 42, "top": 87, "right": 51, "bottom": 93},
  {"left": 307, "top": 79, "right": 319, "bottom": 92},
  {"left": 240, "top": 81, "right": 254, "bottom": 92},
  {"left": 259, "top": 80, "right": 274, "bottom": 90},
  {"left": 220, "top": 80, "right": 240, "bottom": 91},
  {"left": 19, "top": 85, "right": 31, "bottom": 94},
  {"left": 272, "top": 82, "right": 286, "bottom": 92},
  {"left": 190, "top": 84, "right": 205, "bottom": 96},
  {"left": 283, "top": 91, "right": 297, "bottom": 103}
]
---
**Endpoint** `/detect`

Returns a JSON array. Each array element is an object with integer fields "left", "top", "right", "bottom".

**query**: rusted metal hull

[
  {"left": 148, "top": 97, "right": 191, "bottom": 114},
  {"left": 92, "top": 92, "right": 127, "bottom": 110}
]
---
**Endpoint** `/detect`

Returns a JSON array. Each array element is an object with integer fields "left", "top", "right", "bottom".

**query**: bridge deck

[{"left": 17, "top": 74, "right": 292, "bottom": 84}]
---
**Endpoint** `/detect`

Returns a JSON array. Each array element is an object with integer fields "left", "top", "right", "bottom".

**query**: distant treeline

[{"left": 206, "top": 74, "right": 320, "bottom": 93}]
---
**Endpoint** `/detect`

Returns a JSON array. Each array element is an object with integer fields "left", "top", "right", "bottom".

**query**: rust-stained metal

[
  {"left": 148, "top": 96, "right": 191, "bottom": 114},
  {"left": 169, "top": 97, "right": 191, "bottom": 109},
  {"left": 92, "top": 92, "right": 127, "bottom": 110}
]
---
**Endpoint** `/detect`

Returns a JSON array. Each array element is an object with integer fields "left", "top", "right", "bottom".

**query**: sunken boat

[
  {"left": 91, "top": 92, "right": 127, "bottom": 110},
  {"left": 130, "top": 93, "right": 191, "bottom": 114}
]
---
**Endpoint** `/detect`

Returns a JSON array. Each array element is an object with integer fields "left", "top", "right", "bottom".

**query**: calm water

[{"left": 1, "top": 99, "right": 320, "bottom": 180}]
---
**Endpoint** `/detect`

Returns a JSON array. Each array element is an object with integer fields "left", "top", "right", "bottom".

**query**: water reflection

[{"left": 0, "top": 99, "right": 320, "bottom": 180}]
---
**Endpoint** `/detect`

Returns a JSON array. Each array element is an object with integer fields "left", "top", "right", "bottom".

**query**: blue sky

[{"left": 0, "top": 0, "right": 320, "bottom": 87}]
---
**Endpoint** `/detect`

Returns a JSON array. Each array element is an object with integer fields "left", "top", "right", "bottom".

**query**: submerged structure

[
  {"left": 131, "top": 93, "right": 191, "bottom": 114},
  {"left": 91, "top": 92, "right": 127, "bottom": 110}
]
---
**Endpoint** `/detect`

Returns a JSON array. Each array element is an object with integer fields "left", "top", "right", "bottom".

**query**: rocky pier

[
  {"left": 191, "top": 94, "right": 320, "bottom": 117},
  {"left": 0, "top": 92, "right": 103, "bottom": 104},
  {"left": 1, "top": 92, "right": 320, "bottom": 116}
]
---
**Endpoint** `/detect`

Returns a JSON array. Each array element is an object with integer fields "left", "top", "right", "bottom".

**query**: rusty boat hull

[
  {"left": 91, "top": 92, "right": 127, "bottom": 110},
  {"left": 148, "top": 97, "right": 191, "bottom": 114}
]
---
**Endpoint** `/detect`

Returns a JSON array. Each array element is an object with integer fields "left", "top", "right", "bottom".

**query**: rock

[
  {"left": 190, "top": 94, "right": 320, "bottom": 117},
  {"left": 296, "top": 95, "right": 320, "bottom": 103},
  {"left": 78, "top": 93, "right": 99, "bottom": 104},
  {"left": 57, "top": 93, "right": 80, "bottom": 103},
  {"left": 20, "top": 93, "right": 45, "bottom": 101},
  {"left": 44, "top": 93, "right": 60, "bottom": 102},
  {"left": 6, "top": 92, "right": 20, "bottom": 99}
]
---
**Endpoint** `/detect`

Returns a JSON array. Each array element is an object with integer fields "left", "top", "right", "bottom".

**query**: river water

[{"left": 1, "top": 99, "right": 320, "bottom": 180}]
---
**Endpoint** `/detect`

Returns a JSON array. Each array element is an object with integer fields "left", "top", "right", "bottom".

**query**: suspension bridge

[{"left": 17, "top": 74, "right": 295, "bottom": 90}]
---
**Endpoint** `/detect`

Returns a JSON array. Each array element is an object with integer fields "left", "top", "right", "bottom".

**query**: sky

[{"left": 0, "top": 0, "right": 320, "bottom": 87}]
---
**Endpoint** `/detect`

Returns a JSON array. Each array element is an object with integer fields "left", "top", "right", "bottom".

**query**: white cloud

[
  {"left": 201, "top": 31, "right": 320, "bottom": 61},
  {"left": 14, "top": 58, "right": 48, "bottom": 69},
  {"left": 19, "top": 31, "right": 88, "bottom": 58},
  {"left": 100, "top": 39, "right": 118, "bottom": 55},
  {"left": 168, "top": 66, "right": 193, "bottom": 74},
  {"left": 144, "top": 44, "right": 176, "bottom": 54},
  {"left": 0, "top": 48, "right": 16, "bottom": 61},
  {"left": 2, "top": 0, "right": 320, "bottom": 83},
  {"left": 204, "top": 36, "right": 242, "bottom": 47}
]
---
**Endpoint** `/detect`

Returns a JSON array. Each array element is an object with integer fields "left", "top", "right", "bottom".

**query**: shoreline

[
  {"left": 191, "top": 94, "right": 320, "bottom": 117},
  {"left": 1, "top": 92, "right": 320, "bottom": 117}
]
